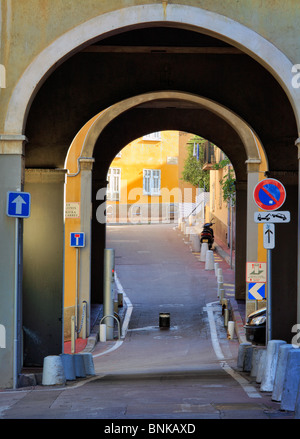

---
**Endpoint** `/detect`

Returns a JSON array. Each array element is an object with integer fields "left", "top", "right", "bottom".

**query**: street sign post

[
  {"left": 263, "top": 223, "right": 275, "bottom": 250},
  {"left": 6, "top": 191, "right": 31, "bottom": 218},
  {"left": 254, "top": 211, "right": 290, "bottom": 223},
  {"left": 248, "top": 283, "right": 266, "bottom": 301},
  {"left": 246, "top": 262, "right": 267, "bottom": 283},
  {"left": 70, "top": 232, "right": 85, "bottom": 349},
  {"left": 70, "top": 232, "right": 85, "bottom": 248},
  {"left": 6, "top": 191, "right": 31, "bottom": 389},
  {"left": 253, "top": 178, "right": 286, "bottom": 211},
  {"left": 253, "top": 178, "right": 288, "bottom": 343}
]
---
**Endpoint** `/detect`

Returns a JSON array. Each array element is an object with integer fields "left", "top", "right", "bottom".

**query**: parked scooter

[{"left": 200, "top": 220, "right": 214, "bottom": 250}]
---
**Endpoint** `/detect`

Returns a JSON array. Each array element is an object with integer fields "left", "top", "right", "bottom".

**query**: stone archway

[
  {"left": 64, "top": 90, "right": 268, "bottom": 339},
  {"left": 1, "top": 3, "right": 299, "bottom": 386}
]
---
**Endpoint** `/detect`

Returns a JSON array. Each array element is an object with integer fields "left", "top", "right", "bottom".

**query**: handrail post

[{"left": 103, "top": 249, "right": 115, "bottom": 340}]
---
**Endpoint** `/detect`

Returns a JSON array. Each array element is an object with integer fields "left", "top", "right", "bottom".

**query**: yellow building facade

[{"left": 106, "top": 131, "right": 182, "bottom": 223}]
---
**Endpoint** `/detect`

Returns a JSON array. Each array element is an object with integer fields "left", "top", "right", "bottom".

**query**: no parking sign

[{"left": 253, "top": 178, "right": 286, "bottom": 211}]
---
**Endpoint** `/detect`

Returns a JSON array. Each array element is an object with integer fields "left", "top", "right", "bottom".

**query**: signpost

[
  {"left": 7, "top": 191, "right": 31, "bottom": 218},
  {"left": 70, "top": 232, "right": 85, "bottom": 351},
  {"left": 252, "top": 178, "right": 289, "bottom": 342},
  {"left": 70, "top": 232, "right": 85, "bottom": 248},
  {"left": 254, "top": 211, "right": 290, "bottom": 223},
  {"left": 263, "top": 223, "right": 275, "bottom": 250},
  {"left": 6, "top": 191, "right": 31, "bottom": 389},
  {"left": 248, "top": 283, "right": 266, "bottom": 301},
  {"left": 246, "top": 262, "right": 267, "bottom": 283},
  {"left": 253, "top": 178, "right": 286, "bottom": 211}
]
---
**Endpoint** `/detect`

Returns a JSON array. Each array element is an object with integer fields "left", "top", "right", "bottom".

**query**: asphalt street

[{"left": 0, "top": 223, "right": 293, "bottom": 423}]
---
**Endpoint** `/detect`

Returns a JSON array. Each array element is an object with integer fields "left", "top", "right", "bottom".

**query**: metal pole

[
  {"left": 267, "top": 249, "right": 272, "bottom": 343},
  {"left": 71, "top": 316, "right": 76, "bottom": 354},
  {"left": 103, "top": 249, "right": 115, "bottom": 340},
  {"left": 81, "top": 301, "right": 87, "bottom": 339},
  {"left": 230, "top": 200, "right": 233, "bottom": 270},
  {"left": 75, "top": 247, "right": 79, "bottom": 338},
  {"left": 13, "top": 218, "right": 19, "bottom": 389}
]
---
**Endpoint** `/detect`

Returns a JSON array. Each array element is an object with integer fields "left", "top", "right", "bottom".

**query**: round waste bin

[{"left": 159, "top": 313, "right": 170, "bottom": 329}]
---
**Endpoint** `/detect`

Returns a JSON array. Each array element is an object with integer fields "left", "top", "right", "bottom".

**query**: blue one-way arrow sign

[{"left": 7, "top": 191, "right": 31, "bottom": 218}]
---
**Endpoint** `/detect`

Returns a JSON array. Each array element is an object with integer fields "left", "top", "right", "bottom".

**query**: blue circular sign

[{"left": 253, "top": 178, "right": 286, "bottom": 211}]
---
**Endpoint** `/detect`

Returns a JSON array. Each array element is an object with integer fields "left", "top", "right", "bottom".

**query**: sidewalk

[{"left": 213, "top": 236, "right": 246, "bottom": 343}]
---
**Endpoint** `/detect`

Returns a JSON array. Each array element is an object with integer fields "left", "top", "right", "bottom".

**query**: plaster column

[
  {"left": 23, "top": 168, "right": 66, "bottom": 366},
  {"left": 79, "top": 158, "right": 95, "bottom": 338},
  {"left": 0, "top": 135, "right": 26, "bottom": 388},
  {"left": 246, "top": 160, "right": 261, "bottom": 317}
]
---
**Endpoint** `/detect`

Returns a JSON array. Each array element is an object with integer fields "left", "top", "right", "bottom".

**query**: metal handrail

[{"left": 100, "top": 314, "right": 121, "bottom": 340}]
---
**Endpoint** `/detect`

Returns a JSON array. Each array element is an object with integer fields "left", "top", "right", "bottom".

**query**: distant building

[{"left": 106, "top": 131, "right": 198, "bottom": 223}]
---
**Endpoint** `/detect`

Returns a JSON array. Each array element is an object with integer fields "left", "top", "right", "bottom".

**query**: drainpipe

[{"left": 295, "top": 138, "right": 300, "bottom": 325}]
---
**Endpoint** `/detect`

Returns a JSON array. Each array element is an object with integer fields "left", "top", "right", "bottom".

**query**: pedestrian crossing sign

[{"left": 248, "top": 283, "right": 266, "bottom": 301}]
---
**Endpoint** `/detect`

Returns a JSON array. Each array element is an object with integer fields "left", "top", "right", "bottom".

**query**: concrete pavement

[{"left": 0, "top": 223, "right": 293, "bottom": 420}]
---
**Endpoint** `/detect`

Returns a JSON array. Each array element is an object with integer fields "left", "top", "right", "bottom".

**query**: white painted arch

[{"left": 4, "top": 3, "right": 300, "bottom": 135}]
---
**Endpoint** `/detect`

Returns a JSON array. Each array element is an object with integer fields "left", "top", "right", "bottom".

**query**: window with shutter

[
  {"left": 107, "top": 168, "right": 121, "bottom": 200},
  {"left": 143, "top": 169, "right": 161, "bottom": 195}
]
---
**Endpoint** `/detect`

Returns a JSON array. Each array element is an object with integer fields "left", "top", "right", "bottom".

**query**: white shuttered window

[
  {"left": 143, "top": 169, "right": 161, "bottom": 195},
  {"left": 107, "top": 168, "right": 121, "bottom": 201}
]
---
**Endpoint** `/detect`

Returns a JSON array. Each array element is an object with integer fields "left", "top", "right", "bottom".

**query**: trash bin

[{"left": 159, "top": 313, "right": 170, "bottom": 329}]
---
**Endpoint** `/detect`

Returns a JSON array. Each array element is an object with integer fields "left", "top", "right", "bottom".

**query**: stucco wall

[{"left": 1, "top": 0, "right": 300, "bottom": 131}]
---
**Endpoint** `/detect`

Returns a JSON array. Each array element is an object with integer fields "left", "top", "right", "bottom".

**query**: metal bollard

[
  {"left": 71, "top": 315, "right": 76, "bottom": 354},
  {"left": 219, "top": 288, "right": 225, "bottom": 303},
  {"left": 81, "top": 301, "right": 87, "bottom": 339},
  {"left": 224, "top": 308, "right": 229, "bottom": 327},
  {"left": 99, "top": 324, "right": 107, "bottom": 342},
  {"left": 214, "top": 262, "right": 219, "bottom": 276},
  {"left": 227, "top": 321, "right": 235, "bottom": 339},
  {"left": 159, "top": 313, "right": 170, "bottom": 329},
  {"left": 118, "top": 293, "right": 123, "bottom": 307},
  {"left": 103, "top": 249, "right": 115, "bottom": 340}
]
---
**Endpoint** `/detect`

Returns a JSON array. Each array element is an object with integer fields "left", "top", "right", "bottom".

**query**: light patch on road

[{"left": 205, "top": 301, "right": 261, "bottom": 399}]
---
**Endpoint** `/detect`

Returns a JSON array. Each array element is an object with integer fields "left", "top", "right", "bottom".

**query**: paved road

[{"left": 0, "top": 224, "right": 292, "bottom": 422}]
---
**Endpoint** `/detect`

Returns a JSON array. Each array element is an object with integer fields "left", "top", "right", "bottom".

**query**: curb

[
  {"left": 229, "top": 297, "right": 247, "bottom": 344},
  {"left": 214, "top": 242, "right": 245, "bottom": 344}
]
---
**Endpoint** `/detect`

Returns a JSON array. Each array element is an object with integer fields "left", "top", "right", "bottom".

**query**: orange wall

[
  {"left": 109, "top": 130, "right": 180, "bottom": 205},
  {"left": 64, "top": 114, "right": 99, "bottom": 308}
]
